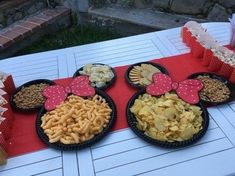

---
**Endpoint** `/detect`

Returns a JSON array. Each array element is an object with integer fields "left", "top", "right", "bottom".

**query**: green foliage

[
  {"left": 0, "top": 12, "right": 7, "bottom": 27},
  {"left": 16, "top": 25, "right": 121, "bottom": 56},
  {"left": 121, "top": 0, "right": 135, "bottom": 6},
  {"left": 91, "top": 0, "right": 107, "bottom": 7},
  {"left": 46, "top": 0, "right": 58, "bottom": 8}
]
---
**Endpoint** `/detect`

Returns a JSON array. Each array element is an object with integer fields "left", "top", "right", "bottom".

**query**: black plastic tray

[
  {"left": 126, "top": 89, "right": 209, "bottom": 148},
  {"left": 36, "top": 89, "right": 117, "bottom": 150},
  {"left": 188, "top": 72, "right": 235, "bottom": 106},
  {"left": 73, "top": 63, "right": 116, "bottom": 90},
  {"left": 125, "top": 62, "right": 169, "bottom": 89},
  {"left": 10, "top": 79, "right": 55, "bottom": 112}
]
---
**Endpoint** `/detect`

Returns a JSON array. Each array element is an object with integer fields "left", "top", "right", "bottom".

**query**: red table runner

[{"left": 7, "top": 53, "right": 222, "bottom": 157}]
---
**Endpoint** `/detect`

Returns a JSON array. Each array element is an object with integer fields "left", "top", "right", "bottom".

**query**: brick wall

[
  {"left": 0, "top": 7, "right": 71, "bottom": 58},
  {"left": 0, "top": 0, "right": 47, "bottom": 29}
]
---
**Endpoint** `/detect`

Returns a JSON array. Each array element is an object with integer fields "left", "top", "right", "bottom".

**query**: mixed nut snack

[
  {"left": 79, "top": 64, "right": 114, "bottom": 88},
  {"left": 129, "top": 64, "right": 161, "bottom": 86},
  {"left": 130, "top": 93, "right": 203, "bottom": 142},
  {"left": 197, "top": 75, "right": 230, "bottom": 103},
  {"left": 13, "top": 83, "right": 49, "bottom": 109}
]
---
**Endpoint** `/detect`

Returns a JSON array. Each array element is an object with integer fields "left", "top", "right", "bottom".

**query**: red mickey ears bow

[
  {"left": 146, "top": 73, "right": 203, "bottom": 104},
  {"left": 43, "top": 76, "right": 95, "bottom": 110}
]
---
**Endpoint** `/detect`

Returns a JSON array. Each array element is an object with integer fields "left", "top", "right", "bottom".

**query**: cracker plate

[{"left": 125, "top": 62, "right": 169, "bottom": 89}]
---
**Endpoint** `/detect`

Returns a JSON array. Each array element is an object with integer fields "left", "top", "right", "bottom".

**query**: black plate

[
  {"left": 36, "top": 89, "right": 117, "bottom": 150},
  {"left": 188, "top": 72, "right": 235, "bottom": 106},
  {"left": 125, "top": 62, "right": 169, "bottom": 89},
  {"left": 10, "top": 79, "right": 55, "bottom": 112},
  {"left": 73, "top": 63, "right": 116, "bottom": 90},
  {"left": 126, "top": 89, "right": 209, "bottom": 148}
]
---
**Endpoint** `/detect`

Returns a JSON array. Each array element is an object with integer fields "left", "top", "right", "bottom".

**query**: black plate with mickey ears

[
  {"left": 36, "top": 89, "right": 117, "bottom": 151},
  {"left": 125, "top": 62, "right": 169, "bottom": 89},
  {"left": 10, "top": 79, "right": 55, "bottom": 112},
  {"left": 188, "top": 72, "right": 235, "bottom": 106},
  {"left": 73, "top": 63, "right": 116, "bottom": 90},
  {"left": 126, "top": 89, "right": 209, "bottom": 148}
]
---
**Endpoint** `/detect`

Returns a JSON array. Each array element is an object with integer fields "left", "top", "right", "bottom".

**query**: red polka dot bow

[
  {"left": 146, "top": 73, "right": 203, "bottom": 104},
  {"left": 43, "top": 76, "right": 95, "bottom": 110}
]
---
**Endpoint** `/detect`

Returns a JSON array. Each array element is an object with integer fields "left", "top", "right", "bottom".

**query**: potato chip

[{"left": 130, "top": 93, "right": 203, "bottom": 142}]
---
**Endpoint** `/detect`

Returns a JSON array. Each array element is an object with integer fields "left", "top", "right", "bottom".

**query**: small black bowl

[
  {"left": 188, "top": 72, "right": 235, "bottom": 106},
  {"left": 10, "top": 79, "right": 55, "bottom": 112},
  {"left": 125, "top": 62, "right": 169, "bottom": 89},
  {"left": 36, "top": 89, "right": 117, "bottom": 151},
  {"left": 126, "top": 89, "right": 209, "bottom": 148},
  {"left": 73, "top": 63, "right": 116, "bottom": 90}
]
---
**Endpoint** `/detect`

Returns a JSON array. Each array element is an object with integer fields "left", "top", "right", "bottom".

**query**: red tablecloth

[{"left": 7, "top": 53, "right": 226, "bottom": 157}]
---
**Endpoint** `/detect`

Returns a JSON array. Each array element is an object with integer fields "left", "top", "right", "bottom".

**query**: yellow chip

[{"left": 130, "top": 93, "right": 203, "bottom": 142}]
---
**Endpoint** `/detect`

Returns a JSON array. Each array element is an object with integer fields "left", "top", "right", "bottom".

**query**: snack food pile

[
  {"left": 130, "top": 93, "right": 203, "bottom": 142},
  {"left": 129, "top": 64, "right": 161, "bottom": 86},
  {"left": 0, "top": 72, "right": 15, "bottom": 165},
  {"left": 13, "top": 83, "right": 49, "bottom": 109},
  {"left": 79, "top": 64, "right": 115, "bottom": 88},
  {"left": 41, "top": 95, "right": 112, "bottom": 144},
  {"left": 2, "top": 20, "right": 234, "bottom": 155},
  {"left": 197, "top": 75, "right": 230, "bottom": 103}
]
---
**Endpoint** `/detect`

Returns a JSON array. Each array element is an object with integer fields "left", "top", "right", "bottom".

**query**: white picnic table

[{"left": 0, "top": 22, "right": 235, "bottom": 176}]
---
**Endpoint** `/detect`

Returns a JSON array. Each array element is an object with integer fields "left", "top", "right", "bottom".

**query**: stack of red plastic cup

[
  {"left": 0, "top": 73, "right": 16, "bottom": 95},
  {"left": 202, "top": 49, "right": 214, "bottom": 66},
  {"left": 218, "top": 63, "right": 234, "bottom": 78},
  {"left": 207, "top": 55, "right": 223, "bottom": 72},
  {"left": 0, "top": 94, "right": 14, "bottom": 140},
  {"left": 182, "top": 26, "right": 193, "bottom": 47},
  {"left": 191, "top": 39, "right": 205, "bottom": 58},
  {"left": 181, "top": 21, "right": 235, "bottom": 83},
  {"left": 0, "top": 73, "right": 16, "bottom": 165}
]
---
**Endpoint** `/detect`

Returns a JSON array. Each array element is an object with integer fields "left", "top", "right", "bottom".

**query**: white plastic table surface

[{"left": 0, "top": 22, "right": 235, "bottom": 176}]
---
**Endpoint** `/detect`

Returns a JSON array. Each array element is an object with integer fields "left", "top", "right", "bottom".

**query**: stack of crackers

[{"left": 129, "top": 64, "right": 161, "bottom": 86}]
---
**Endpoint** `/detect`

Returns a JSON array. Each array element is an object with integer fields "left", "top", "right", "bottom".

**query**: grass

[{"left": 16, "top": 25, "right": 122, "bottom": 56}]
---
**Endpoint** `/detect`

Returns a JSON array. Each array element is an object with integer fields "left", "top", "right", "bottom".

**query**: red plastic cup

[
  {"left": 0, "top": 133, "right": 8, "bottom": 165},
  {"left": 0, "top": 133, "right": 8, "bottom": 152},
  {"left": 192, "top": 40, "right": 205, "bottom": 58},
  {"left": 202, "top": 49, "right": 213, "bottom": 66},
  {"left": 182, "top": 27, "right": 187, "bottom": 43},
  {"left": 0, "top": 111, "right": 13, "bottom": 140},
  {"left": 218, "top": 63, "right": 234, "bottom": 78},
  {"left": 0, "top": 94, "right": 14, "bottom": 140},
  {"left": 2, "top": 75, "right": 16, "bottom": 95},
  {"left": 183, "top": 28, "right": 192, "bottom": 46},
  {"left": 229, "top": 68, "right": 235, "bottom": 84},
  {"left": 207, "top": 56, "right": 223, "bottom": 72},
  {"left": 188, "top": 35, "right": 196, "bottom": 48}
]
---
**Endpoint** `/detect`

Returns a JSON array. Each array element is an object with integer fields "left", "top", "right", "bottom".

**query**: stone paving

[{"left": 58, "top": 0, "right": 235, "bottom": 35}]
